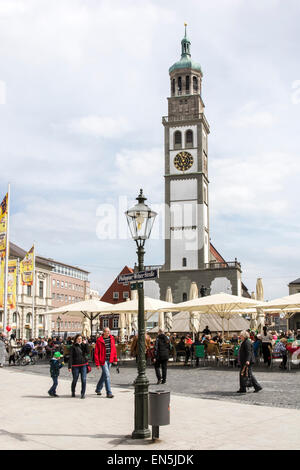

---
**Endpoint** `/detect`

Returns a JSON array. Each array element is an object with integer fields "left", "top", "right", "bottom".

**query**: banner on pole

[
  {"left": 7, "top": 260, "right": 17, "bottom": 309},
  {"left": 0, "top": 258, "right": 4, "bottom": 308},
  {"left": 0, "top": 193, "right": 8, "bottom": 259},
  {"left": 20, "top": 246, "right": 34, "bottom": 286}
]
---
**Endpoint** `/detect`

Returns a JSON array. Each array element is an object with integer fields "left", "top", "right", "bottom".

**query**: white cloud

[
  {"left": 67, "top": 115, "right": 131, "bottom": 138},
  {"left": 228, "top": 102, "right": 275, "bottom": 128},
  {"left": 210, "top": 151, "right": 299, "bottom": 217},
  {"left": 111, "top": 147, "right": 164, "bottom": 200}
]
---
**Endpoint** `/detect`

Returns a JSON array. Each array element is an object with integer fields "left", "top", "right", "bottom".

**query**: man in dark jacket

[
  {"left": 237, "top": 330, "right": 262, "bottom": 394},
  {"left": 154, "top": 329, "right": 170, "bottom": 384}
]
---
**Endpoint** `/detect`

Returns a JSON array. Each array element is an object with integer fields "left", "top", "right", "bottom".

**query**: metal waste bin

[{"left": 149, "top": 390, "right": 170, "bottom": 440}]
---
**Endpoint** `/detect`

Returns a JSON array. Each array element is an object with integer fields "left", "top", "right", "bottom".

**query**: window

[
  {"left": 65, "top": 282, "right": 68, "bottom": 289},
  {"left": 39, "top": 315, "right": 43, "bottom": 325},
  {"left": 69, "top": 296, "right": 71, "bottom": 301},
  {"left": 57, "top": 280, "right": 60, "bottom": 288},
  {"left": 61, "top": 281, "right": 64, "bottom": 288},
  {"left": 123, "top": 291, "right": 129, "bottom": 299},
  {"left": 186, "top": 75, "right": 190, "bottom": 92},
  {"left": 172, "top": 78, "right": 175, "bottom": 94},
  {"left": 182, "top": 293, "right": 188, "bottom": 302},
  {"left": 39, "top": 281, "right": 44, "bottom": 298},
  {"left": 52, "top": 279, "right": 56, "bottom": 287},
  {"left": 103, "top": 318, "right": 109, "bottom": 328},
  {"left": 174, "top": 131, "right": 182, "bottom": 147},
  {"left": 27, "top": 285, "right": 32, "bottom": 297},
  {"left": 186, "top": 130, "right": 193, "bottom": 147},
  {"left": 52, "top": 293, "right": 55, "bottom": 299},
  {"left": 113, "top": 318, "right": 119, "bottom": 329},
  {"left": 113, "top": 292, "right": 119, "bottom": 300},
  {"left": 193, "top": 76, "right": 198, "bottom": 92},
  {"left": 13, "top": 313, "right": 17, "bottom": 323},
  {"left": 26, "top": 313, "right": 31, "bottom": 324},
  {"left": 178, "top": 76, "right": 182, "bottom": 93},
  {"left": 182, "top": 258, "right": 187, "bottom": 267}
]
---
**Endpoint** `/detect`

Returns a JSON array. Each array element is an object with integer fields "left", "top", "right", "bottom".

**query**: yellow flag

[
  {"left": 0, "top": 193, "right": 8, "bottom": 258},
  {"left": 7, "top": 260, "right": 17, "bottom": 310},
  {"left": 20, "top": 246, "right": 34, "bottom": 286},
  {"left": 0, "top": 258, "right": 4, "bottom": 308}
]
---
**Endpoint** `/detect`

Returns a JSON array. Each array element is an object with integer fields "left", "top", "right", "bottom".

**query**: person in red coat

[{"left": 94, "top": 328, "right": 118, "bottom": 398}]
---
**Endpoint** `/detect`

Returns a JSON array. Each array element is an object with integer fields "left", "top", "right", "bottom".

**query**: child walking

[{"left": 48, "top": 351, "right": 64, "bottom": 397}]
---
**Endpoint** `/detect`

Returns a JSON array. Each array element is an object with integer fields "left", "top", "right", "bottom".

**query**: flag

[
  {"left": 0, "top": 193, "right": 8, "bottom": 259},
  {"left": 20, "top": 246, "right": 34, "bottom": 286},
  {"left": 7, "top": 260, "right": 17, "bottom": 309},
  {"left": 0, "top": 258, "right": 4, "bottom": 308}
]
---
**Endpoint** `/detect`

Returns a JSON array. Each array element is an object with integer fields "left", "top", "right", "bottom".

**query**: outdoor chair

[
  {"left": 176, "top": 350, "right": 187, "bottom": 363},
  {"left": 205, "top": 343, "right": 220, "bottom": 366},
  {"left": 191, "top": 345, "right": 206, "bottom": 367},
  {"left": 228, "top": 345, "right": 240, "bottom": 367}
]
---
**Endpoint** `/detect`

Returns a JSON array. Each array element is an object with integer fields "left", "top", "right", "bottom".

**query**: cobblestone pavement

[{"left": 9, "top": 359, "right": 300, "bottom": 410}]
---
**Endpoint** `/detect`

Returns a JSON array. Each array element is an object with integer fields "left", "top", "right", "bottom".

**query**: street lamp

[
  {"left": 125, "top": 189, "right": 157, "bottom": 440},
  {"left": 57, "top": 316, "right": 62, "bottom": 337}
]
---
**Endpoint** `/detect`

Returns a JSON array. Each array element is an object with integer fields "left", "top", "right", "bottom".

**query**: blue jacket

[{"left": 50, "top": 358, "right": 63, "bottom": 377}]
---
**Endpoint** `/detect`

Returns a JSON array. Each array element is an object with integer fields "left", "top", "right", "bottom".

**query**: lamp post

[
  {"left": 125, "top": 189, "right": 157, "bottom": 440},
  {"left": 57, "top": 316, "right": 62, "bottom": 337}
]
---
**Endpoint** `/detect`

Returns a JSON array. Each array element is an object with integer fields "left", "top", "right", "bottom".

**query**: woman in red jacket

[{"left": 94, "top": 328, "right": 117, "bottom": 398}]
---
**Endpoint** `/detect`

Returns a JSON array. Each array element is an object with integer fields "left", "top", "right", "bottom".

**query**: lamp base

[{"left": 132, "top": 428, "right": 151, "bottom": 440}]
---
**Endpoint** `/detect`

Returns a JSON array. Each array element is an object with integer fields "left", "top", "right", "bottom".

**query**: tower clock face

[{"left": 174, "top": 151, "right": 194, "bottom": 172}]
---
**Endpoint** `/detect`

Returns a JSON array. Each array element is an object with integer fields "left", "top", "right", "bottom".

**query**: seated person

[
  {"left": 230, "top": 333, "right": 239, "bottom": 345},
  {"left": 176, "top": 336, "right": 189, "bottom": 363},
  {"left": 191, "top": 334, "right": 202, "bottom": 366},
  {"left": 273, "top": 338, "right": 288, "bottom": 369},
  {"left": 212, "top": 332, "right": 223, "bottom": 345}
]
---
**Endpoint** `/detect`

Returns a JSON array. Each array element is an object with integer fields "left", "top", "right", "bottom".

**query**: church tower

[{"left": 163, "top": 24, "right": 210, "bottom": 271}]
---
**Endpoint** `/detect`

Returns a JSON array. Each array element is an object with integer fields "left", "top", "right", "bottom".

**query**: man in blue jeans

[{"left": 94, "top": 328, "right": 118, "bottom": 398}]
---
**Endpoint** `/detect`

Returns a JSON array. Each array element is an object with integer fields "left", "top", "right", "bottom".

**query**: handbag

[
  {"left": 87, "top": 364, "right": 91, "bottom": 374},
  {"left": 241, "top": 365, "right": 253, "bottom": 388}
]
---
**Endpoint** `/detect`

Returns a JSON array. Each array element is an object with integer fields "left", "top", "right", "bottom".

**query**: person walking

[
  {"left": 68, "top": 334, "right": 89, "bottom": 399},
  {"left": 261, "top": 326, "right": 273, "bottom": 367},
  {"left": 0, "top": 334, "right": 7, "bottom": 367},
  {"left": 153, "top": 329, "right": 170, "bottom": 384},
  {"left": 8, "top": 334, "right": 18, "bottom": 366},
  {"left": 94, "top": 327, "right": 117, "bottom": 398},
  {"left": 48, "top": 351, "right": 64, "bottom": 397},
  {"left": 237, "top": 330, "right": 262, "bottom": 394}
]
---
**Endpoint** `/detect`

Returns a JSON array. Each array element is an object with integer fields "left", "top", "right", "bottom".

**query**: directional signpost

[{"left": 117, "top": 268, "right": 159, "bottom": 285}]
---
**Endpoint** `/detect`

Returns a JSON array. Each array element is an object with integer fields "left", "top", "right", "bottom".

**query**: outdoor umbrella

[
  {"left": 102, "top": 296, "right": 176, "bottom": 317},
  {"left": 130, "top": 290, "right": 138, "bottom": 334},
  {"left": 256, "top": 278, "right": 265, "bottom": 332},
  {"left": 189, "top": 282, "right": 199, "bottom": 339},
  {"left": 165, "top": 287, "right": 173, "bottom": 333},
  {"left": 119, "top": 312, "right": 126, "bottom": 342},
  {"left": 46, "top": 299, "right": 112, "bottom": 336},
  {"left": 158, "top": 292, "right": 265, "bottom": 337}
]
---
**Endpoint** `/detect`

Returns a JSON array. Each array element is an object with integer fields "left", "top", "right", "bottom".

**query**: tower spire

[{"left": 181, "top": 22, "right": 191, "bottom": 58}]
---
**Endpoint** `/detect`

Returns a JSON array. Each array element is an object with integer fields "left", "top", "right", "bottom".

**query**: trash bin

[{"left": 149, "top": 390, "right": 170, "bottom": 440}]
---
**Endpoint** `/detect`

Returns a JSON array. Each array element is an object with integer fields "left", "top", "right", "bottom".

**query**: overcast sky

[{"left": 0, "top": 0, "right": 299, "bottom": 300}]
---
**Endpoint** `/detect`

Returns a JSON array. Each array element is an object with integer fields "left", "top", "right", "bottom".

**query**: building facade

[
  {"left": 0, "top": 243, "right": 90, "bottom": 338},
  {"left": 157, "top": 27, "right": 247, "bottom": 302}
]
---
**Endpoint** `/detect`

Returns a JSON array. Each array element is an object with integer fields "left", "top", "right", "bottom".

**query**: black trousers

[
  {"left": 262, "top": 343, "right": 271, "bottom": 366},
  {"left": 9, "top": 354, "right": 15, "bottom": 365},
  {"left": 154, "top": 359, "right": 168, "bottom": 381},
  {"left": 239, "top": 365, "right": 261, "bottom": 392}
]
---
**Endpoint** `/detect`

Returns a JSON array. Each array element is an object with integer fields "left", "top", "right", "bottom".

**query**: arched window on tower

[
  {"left": 193, "top": 76, "right": 198, "bottom": 93},
  {"left": 174, "top": 130, "right": 182, "bottom": 149},
  {"left": 178, "top": 76, "right": 182, "bottom": 94},
  {"left": 186, "top": 130, "right": 193, "bottom": 148},
  {"left": 186, "top": 76, "right": 190, "bottom": 93},
  {"left": 182, "top": 257, "right": 187, "bottom": 267},
  {"left": 182, "top": 293, "right": 188, "bottom": 302},
  {"left": 172, "top": 78, "right": 175, "bottom": 95}
]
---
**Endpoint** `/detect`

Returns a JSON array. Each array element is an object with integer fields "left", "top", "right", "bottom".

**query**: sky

[{"left": 0, "top": 0, "right": 299, "bottom": 300}]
